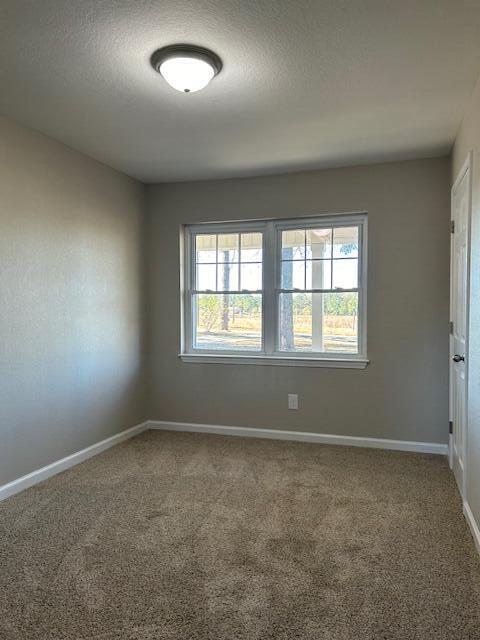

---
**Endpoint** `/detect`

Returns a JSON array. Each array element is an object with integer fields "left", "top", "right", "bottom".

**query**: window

[{"left": 181, "top": 214, "right": 368, "bottom": 368}]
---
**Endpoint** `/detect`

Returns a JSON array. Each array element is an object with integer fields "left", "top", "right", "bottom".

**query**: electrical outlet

[{"left": 288, "top": 393, "right": 298, "bottom": 410}]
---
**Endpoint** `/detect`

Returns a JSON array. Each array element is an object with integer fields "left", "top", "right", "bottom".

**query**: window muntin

[{"left": 184, "top": 215, "right": 367, "bottom": 361}]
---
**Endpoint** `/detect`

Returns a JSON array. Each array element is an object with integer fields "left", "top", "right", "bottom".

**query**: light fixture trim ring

[{"left": 150, "top": 44, "right": 223, "bottom": 77}]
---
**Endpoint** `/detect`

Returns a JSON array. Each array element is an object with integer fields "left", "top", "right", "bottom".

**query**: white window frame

[{"left": 180, "top": 213, "right": 368, "bottom": 368}]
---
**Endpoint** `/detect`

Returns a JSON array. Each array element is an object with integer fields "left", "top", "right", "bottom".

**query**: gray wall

[
  {"left": 0, "top": 116, "right": 451, "bottom": 488},
  {"left": 0, "top": 116, "right": 146, "bottom": 485},
  {"left": 146, "top": 157, "right": 450, "bottom": 444},
  {"left": 453, "top": 73, "right": 480, "bottom": 535}
]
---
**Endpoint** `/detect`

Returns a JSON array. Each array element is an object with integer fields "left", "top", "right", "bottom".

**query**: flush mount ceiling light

[{"left": 150, "top": 44, "right": 222, "bottom": 93}]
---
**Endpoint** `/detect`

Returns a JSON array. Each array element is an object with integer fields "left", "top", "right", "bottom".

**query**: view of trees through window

[
  {"left": 195, "top": 293, "right": 262, "bottom": 350},
  {"left": 192, "top": 224, "right": 360, "bottom": 353},
  {"left": 195, "top": 291, "right": 357, "bottom": 352},
  {"left": 279, "top": 226, "right": 359, "bottom": 352},
  {"left": 193, "top": 231, "right": 263, "bottom": 350}
]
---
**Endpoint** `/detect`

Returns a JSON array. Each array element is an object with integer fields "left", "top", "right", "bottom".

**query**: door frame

[{"left": 449, "top": 151, "right": 472, "bottom": 500}]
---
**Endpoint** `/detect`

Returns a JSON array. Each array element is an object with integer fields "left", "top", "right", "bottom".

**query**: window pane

[
  {"left": 197, "top": 264, "right": 216, "bottom": 290},
  {"left": 322, "top": 292, "right": 358, "bottom": 353},
  {"left": 306, "top": 228, "right": 332, "bottom": 259},
  {"left": 218, "top": 234, "right": 239, "bottom": 262},
  {"left": 333, "top": 226, "right": 359, "bottom": 258},
  {"left": 306, "top": 260, "right": 331, "bottom": 289},
  {"left": 332, "top": 258, "right": 358, "bottom": 289},
  {"left": 279, "top": 292, "right": 311, "bottom": 351},
  {"left": 241, "top": 233, "right": 262, "bottom": 262},
  {"left": 282, "top": 229, "right": 305, "bottom": 260},
  {"left": 279, "top": 292, "right": 358, "bottom": 353},
  {"left": 196, "top": 234, "right": 216, "bottom": 263},
  {"left": 218, "top": 263, "right": 239, "bottom": 291},
  {"left": 194, "top": 293, "right": 262, "bottom": 351},
  {"left": 240, "top": 263, "right": 262, "bottom": 290},
  {"left": 281, "top": 260, "right": 305, "bottom": 289}
]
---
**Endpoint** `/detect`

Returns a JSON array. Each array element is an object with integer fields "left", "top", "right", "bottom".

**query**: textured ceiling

[{"left": 1, "top": 1, "right": 480, "bottom": 183}]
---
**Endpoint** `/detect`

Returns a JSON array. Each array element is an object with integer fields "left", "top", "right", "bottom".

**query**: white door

[{"left": 450, "top": 156, "right": 471, "bottom": 496}]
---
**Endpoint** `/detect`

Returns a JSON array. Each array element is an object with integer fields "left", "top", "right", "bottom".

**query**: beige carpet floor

[{"left": 1, "top": 430, "right": 480, "bottom": 640}]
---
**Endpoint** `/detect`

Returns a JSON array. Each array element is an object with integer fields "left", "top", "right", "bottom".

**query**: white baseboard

[
  {"left": 147, "top": 420, "right": 448, "bottom": 455},
  {"left": 463, "top": 501, "right": 480, "bottom": 557},
  {"left": 0, "top": 421, "right": 148, "bottom": 502},
  {"left": 0, "top": 419, "right": 449, "bottom": 505}
]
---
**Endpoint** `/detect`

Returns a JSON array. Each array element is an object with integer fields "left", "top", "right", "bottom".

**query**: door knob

[{"left": 452, "top": 354, "right": 465, "bottom": 363}]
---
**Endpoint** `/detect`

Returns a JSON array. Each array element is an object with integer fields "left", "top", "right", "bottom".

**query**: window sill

[{"left": 178, "top": 353, "right": 369, "bottom": 369}]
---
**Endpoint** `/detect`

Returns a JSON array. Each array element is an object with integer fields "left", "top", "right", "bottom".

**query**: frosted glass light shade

[
  {"left": 159, "top": 56, "right": 215, "bottom": 93},
  {"left": 151, "top": 45, "right": 222, "bottom": 94}
]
